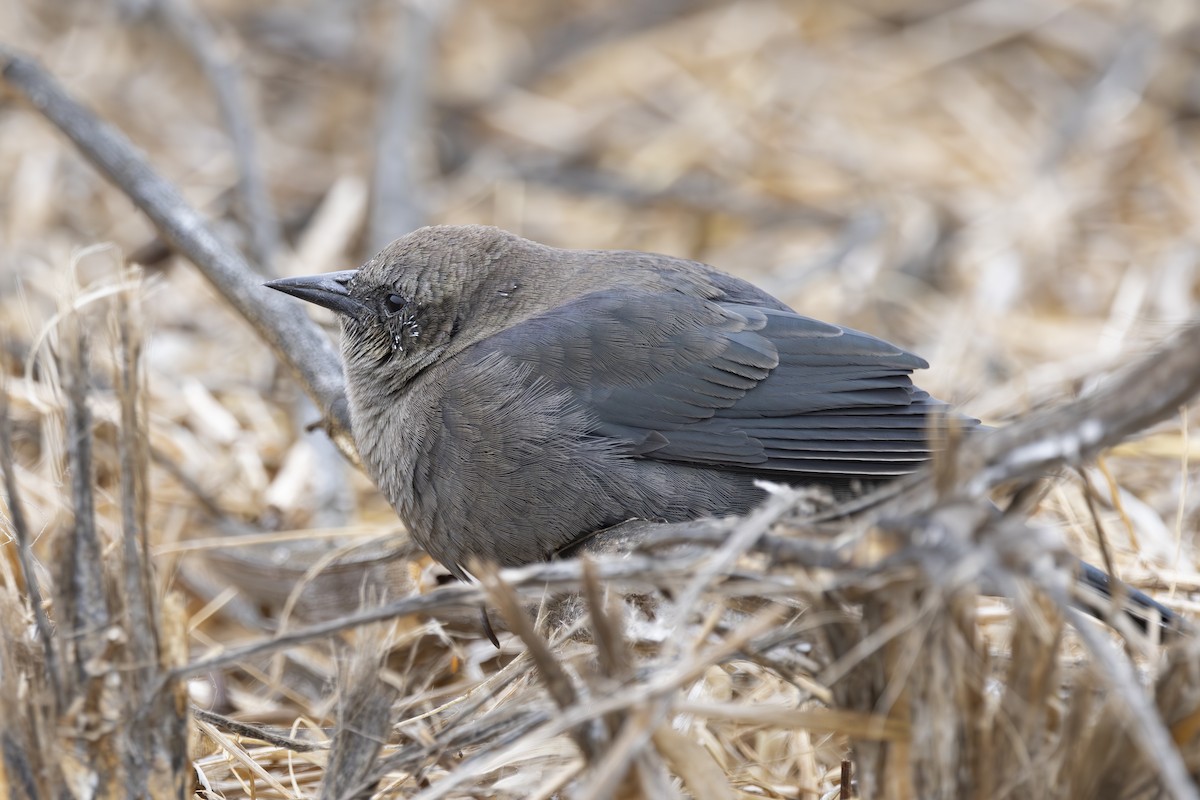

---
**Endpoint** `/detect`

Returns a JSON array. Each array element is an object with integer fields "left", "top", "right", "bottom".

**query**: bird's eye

[{"left": 384, "top": 293, "right": 407, "bottom": 314}]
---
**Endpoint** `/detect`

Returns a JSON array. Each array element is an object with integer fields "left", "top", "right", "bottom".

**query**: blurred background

[
  {"left": 3, "top": 0, "right": 1200, "bottom": 792},
  {"left": 6, "top": 0, "right": 1200, "bottom": 521}
]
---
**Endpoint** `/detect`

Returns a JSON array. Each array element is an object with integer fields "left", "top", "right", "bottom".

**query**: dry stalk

[{"left": 1, "top": 287, "right": 191, "bottom": 796}]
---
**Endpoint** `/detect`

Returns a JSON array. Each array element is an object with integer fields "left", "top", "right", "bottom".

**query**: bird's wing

[{"left": 466, "top": 287, "right": 966, "bottom": 480}]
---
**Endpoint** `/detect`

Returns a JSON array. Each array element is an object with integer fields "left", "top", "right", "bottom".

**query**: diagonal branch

[
  {"left": 966, "top": 318, "right": 1200, "bottom": 494},
  {"left": 0, "top": 46, "right": 356, "bottom": 460}
]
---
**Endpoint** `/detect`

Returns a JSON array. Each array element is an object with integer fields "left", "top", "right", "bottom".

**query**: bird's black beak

[{"left": 265, "top": 270, "right": 368, "bottom": 320}]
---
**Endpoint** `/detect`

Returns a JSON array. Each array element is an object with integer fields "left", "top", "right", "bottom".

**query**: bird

[
  {"left": 266, "top": 225, "right": 957, "bottom": 570},
  {"left": 266, "top": 224, "right": 1178, "bottom": 631}
]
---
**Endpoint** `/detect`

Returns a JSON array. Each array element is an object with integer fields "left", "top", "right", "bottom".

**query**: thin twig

[
  {"left": 59, "top": 319, "right": 111, "bottom": 677},
  {"left": 475, "top": 561, "right": 598, "bottom": 761},
  {"left": 154, "top": 0, "right": 283, "bottom": 270},
  {"left": 1064, "top": 605, "right": 1200, "bottom": 800},
  {"left": 582, "top": 558, "right": 630, "bottom": 679},
  {"left": 367, "top": 0, "right": 442, "bottom": 252},
  {"left": 576, "top": 703, "right": 667, "bottom": 800},
  {"left": 1077, "top": 467, "right": 1128, "bottom": 627},
  {"left": 0, "top": 382, "right": 62, "bottom": 709},
  {"left": 512, "top": 161, "right": 842, "bottom": 228},
  {"left": 114, "top": 284, "right": 159, "bottom": 678},
  {"left": 192, "top": 707, "right": 322, "bottom": 753},
  {"left": 503, "top": 0, "right": 719, "bottom": 92},
  {"left": 666, "top": 488, "right": 802, "bottom": 661},
  {"left": 168, "top": 582, "right": 481, "bottom": 681},
  {"left": 320, "top": 630, "right": 403, "bottom": 800}
]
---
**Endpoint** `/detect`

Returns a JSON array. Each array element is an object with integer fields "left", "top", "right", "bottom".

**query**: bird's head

[{"left": 266, "top": 225, "right": 571, "bottom": 391}]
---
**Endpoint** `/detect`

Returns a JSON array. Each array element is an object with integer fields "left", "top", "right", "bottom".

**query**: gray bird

[{"left": 266, "top": 225, "right": 961, "bottom": 578}]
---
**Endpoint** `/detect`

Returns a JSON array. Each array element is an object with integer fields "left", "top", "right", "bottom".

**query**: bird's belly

[{"left": 414, "top": 450, "right": 770, "bottom": 571}]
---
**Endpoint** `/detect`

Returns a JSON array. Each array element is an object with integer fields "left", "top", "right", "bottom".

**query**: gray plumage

[{"left": 267, "top": 225, "right": 966, "bottom": 578}]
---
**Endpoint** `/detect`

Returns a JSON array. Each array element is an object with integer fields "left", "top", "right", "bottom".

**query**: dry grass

[{"left": 3, "top": 1, "right": 1200, "bottom": 797}]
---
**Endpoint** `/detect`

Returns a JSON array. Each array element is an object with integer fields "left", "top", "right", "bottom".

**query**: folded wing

[{"left": 468, "top": 288, "right": 967, "bottom": 481}]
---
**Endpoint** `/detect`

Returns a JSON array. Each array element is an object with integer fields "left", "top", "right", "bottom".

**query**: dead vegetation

[{"left": 3, "top": 1, "right": 1200, "bottom": 797}]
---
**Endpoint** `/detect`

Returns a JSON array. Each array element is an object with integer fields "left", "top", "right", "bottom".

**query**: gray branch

[
  {"left": 0, "top": 47, "right": 356, "bottom": 461},
  {"left": 968, "top": 318, "right": 1200, "bottom": 494}
]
